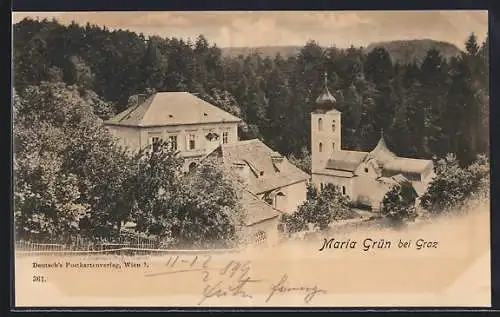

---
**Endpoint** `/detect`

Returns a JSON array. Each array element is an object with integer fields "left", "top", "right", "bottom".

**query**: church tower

[{"left": 311, "top": 72, "right": 341, "bottom": 171}]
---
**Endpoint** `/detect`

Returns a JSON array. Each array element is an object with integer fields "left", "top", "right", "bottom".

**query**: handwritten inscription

[
  {"left": 144, "top": 255, "right": 327, "bottom": 305},
  {"left": 265, "top": 273, "right": 327, "bottom": 304}
]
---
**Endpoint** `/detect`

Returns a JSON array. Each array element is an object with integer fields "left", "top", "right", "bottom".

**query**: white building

[
  {"left": 104, "top": 91, "right": 241, "bottom": 171},
  {"left": 310, "top": 75, "right": 435, "bottom": 211}
]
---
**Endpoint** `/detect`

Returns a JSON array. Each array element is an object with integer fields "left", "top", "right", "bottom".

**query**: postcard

[{"left": 12, "top": 10, "right": 490, "bottom": 307}]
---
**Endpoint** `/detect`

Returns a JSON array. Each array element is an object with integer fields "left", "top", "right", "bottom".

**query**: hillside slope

[
  {"left": 365, "top": 39, "right": 462, "bottom": 64},
  {"left": 221, "top": 39, "right": 462, "bottom": 64}
]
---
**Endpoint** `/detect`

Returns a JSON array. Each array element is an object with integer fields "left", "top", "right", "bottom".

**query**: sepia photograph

[{"left": 12, "top": 10, "right": 490, "bottom": 307}]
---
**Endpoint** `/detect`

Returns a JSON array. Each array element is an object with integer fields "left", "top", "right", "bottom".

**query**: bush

[
  {"left": 420, "top": 153, "right": 489, "bottom": 214},
  {"left": 380, "top": 181, "right": 418, "bottom": 225}
]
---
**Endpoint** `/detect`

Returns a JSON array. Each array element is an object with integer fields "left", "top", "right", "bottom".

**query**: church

[{"left": 310, "top": 75, "right": 435, "bottom": 211}]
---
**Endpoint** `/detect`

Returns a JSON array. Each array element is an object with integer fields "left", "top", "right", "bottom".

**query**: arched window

[
  {"left": 332, "top": 142, "right": 335, "bottom": 151},
  {"left": 188, "top": 162, "right": 197, "bottom": 172},
  {"left": 319, "top": 142, "right": 323, "bottom": 152},
  {"left": 332, "top": 120, "right": 336, "bottom": 132},
  {"left": 318, "top": 118, "right": 323, "bottom": 131},
  {"left": 342, "top": 186, "right": 346, "bottom": 195}
]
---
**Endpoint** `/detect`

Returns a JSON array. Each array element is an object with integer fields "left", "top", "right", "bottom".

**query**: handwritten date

[{"left": 198, "top": 260, "right": 262, "bottom": 305}]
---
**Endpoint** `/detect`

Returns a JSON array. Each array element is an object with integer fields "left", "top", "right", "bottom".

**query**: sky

[{"left": 12, "top": 11, "right": 488, "bottom": 49}]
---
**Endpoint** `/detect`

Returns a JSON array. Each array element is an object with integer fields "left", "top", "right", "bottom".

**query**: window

[
  {"left": 254, "top": 231, "right": 267, "bottom": 245},
  {"left": 168, "top": 135, "right": 178, "bottom": 151},
  {"left": 189, "top": 134, "right": 196, "bottom": 150},
  {"left": 320, "top": 183, "right": 324, "bottom": 190},
  {"left": 319, "top": 142, "right": 323, "bottom": 152},
  {"left": 364, "top": 167, "right": 369, "bottom": 173},
  {"left": 332, "top": 143, "right": 335, "bottom": 151},
  {"left": 342, "top": 186, "right": 346, "bottom": 195},
  {"left": 318, "top": 118, "right": 323, "bottom": 131},
  {"left": 332, "top": 120, "right": 336, "bottom": 132},
  {"left": 151, "top": 137, "right": 161, "bottom": 152},
  {"left": 222, "top": 131, "right": 229, "bottom": 144}
]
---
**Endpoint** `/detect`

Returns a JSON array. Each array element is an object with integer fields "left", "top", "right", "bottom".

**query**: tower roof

[
  {"left": 368, "top": 129, "right": 396, "bottom": 165},
  {"left": 315, "top": 72, "right": 337, "bottom": 107}
]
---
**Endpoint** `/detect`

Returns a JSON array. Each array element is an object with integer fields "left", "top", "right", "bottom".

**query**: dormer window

[{"left": 259, "top": 171, "right": 264, "bottom": 176}]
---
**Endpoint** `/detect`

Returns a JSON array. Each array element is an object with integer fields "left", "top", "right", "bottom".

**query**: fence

[{"left": 15, "top": 232, "right": 243, "bottom": 257}]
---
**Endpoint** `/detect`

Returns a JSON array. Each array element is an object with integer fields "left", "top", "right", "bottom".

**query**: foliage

[
  {"left": 13, "top": 18, "right": 489, "bottom": 165},
  {"left": 280, "top": 183, "right": 354, "bottom": 233},
  {"left": 126, "top": 149, "right": 244, "bottom": 248},
  {"left": 13, "top": 81, "right": 131, "bottom": 242},
  {"left": 419, "top": 153, "right": 489, "bottom": 214},
  {"left": 380, "top": 181, "right": 418, "bottom": 225}
]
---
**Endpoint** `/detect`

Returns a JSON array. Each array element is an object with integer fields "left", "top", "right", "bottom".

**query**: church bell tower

[{"left": 311, "top": 72, "right": 341, "bottom": 171}]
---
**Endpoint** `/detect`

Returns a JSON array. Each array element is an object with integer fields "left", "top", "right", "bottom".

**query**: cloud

[{"left": 12, "top": 11, "right": 488, "bottom": 49}]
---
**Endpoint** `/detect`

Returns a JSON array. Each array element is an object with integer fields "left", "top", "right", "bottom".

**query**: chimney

[
  {"left": 128, "top": 94, "right": 149, "bottom": 107},
  {"left": 137, "top": 94, "right": 148, "bottom": 105}
]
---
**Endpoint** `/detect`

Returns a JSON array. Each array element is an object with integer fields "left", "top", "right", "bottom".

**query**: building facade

[
  {"left": 207, "top": 139, "right": 311, "bottom": 246},
  {"left": 310, "top": 75, "right": 435, "bottom": 211},
  {"left": 104, "top": 92, "right": 241, "bottom": 171}
]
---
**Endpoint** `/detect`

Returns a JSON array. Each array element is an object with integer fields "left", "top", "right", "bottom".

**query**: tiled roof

[
  {"left": 219, "top": 139, "right": 311, "bottom": 194},
  {"left": 322, "top": 137, "right": 433, "bottom": 177},
  {"left": 104, "top": 92, "right": 242, "bottom": 127},
  {"left": 325, "top": 150, "right": 368, "bottom": 172},
  {"left": 240, "top": 189, "right": 281, "bottom": 226}
]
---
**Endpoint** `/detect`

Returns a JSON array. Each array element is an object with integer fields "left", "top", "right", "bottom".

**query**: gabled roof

[
  {"left": 217, "top": 139, "right": 311, "bottom": 194},
  {"left": 104, "top": 92, "right": 242, "bottom": 127},
  {"left": 240, "top": 189, "right": 281, "bottom": 226},
  {"left": 325, "top": 150, "right": 368, "bottom": 172}
]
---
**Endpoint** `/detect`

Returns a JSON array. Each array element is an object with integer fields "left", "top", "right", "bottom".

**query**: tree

[
  {"left": 280, "top": 183, "right": 354, "bottom": 233},
  {"left": 380, "top": 181, "right": 418, "bottom": 226},
  {"left": 128, "top": 152, "right": 244, "bottom": 248},
  {"left": 14, "top": 82, "right": 134, "bottom": 242},
  {"left": 419, "top": 153, "right": 489, "bottom": 214}
]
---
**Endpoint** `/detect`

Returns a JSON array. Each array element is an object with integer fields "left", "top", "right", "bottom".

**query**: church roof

[
  {"left": 325, "top": 150, "right": 368, "bottom": 172},
  {"left": 240, "top": 189, "right": 281, "bottom": 226},
  {"left": 104, "top": 92, "right": 242, "bottom": 127},
  {"left": 217, "top": 139, "right": 311, "bottom": 194},
  {"left": 319, "top": 133, "right": 433, "bottom": 178}
]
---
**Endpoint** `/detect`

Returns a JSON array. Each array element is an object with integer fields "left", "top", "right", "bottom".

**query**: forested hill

[
  {"left": 220, "top": 39, "right": 462, "bottom": 64},
  {"left": 13, "top": 18, "right": 489, "bottom": 166},
  {"left": 365, "top": 39, "right": 462, "bottom": 64},
  {"left": 221, "top": 46, "right": 302, "bottom": 58}
]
